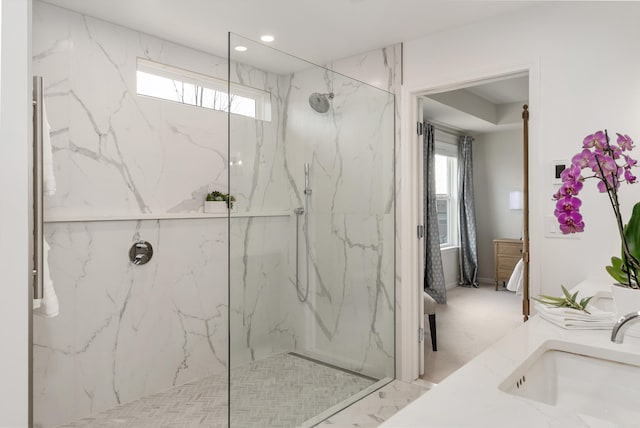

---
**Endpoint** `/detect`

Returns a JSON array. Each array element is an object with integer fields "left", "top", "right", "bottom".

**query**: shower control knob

[{"left": 129, "top": 240, "right": 153, "bottom": 265}]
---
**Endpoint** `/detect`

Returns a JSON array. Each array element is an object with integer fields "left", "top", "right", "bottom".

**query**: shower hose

[{"left": 295, "top": 204, "right": 310, "bottom": 302}]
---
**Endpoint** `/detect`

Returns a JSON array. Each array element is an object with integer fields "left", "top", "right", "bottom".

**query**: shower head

[{"left": 308, "top": 92, "right": 334, "bottom": 113}]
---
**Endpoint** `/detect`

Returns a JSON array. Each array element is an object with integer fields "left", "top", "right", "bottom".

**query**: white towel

[
  {"left": 42, "top": 100, "right": 56, "bottom": 196},
  {"left": 506, "top": 258, "right": 524, "bottom": 295},
  {"left": 33, "top": 239, "right": 59, "bottom": 317},
  {"left": 33, "top": 101, "right": 59, "bottom": 317},
  {"left": 535, "top": 301, "right": 616, "bottom": 330}
]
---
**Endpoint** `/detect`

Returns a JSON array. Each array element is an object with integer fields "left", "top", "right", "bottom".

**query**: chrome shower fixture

[
  {"left": 308, "top": 92, "right": 334, "bottom": 113},
  {"left": 304, "top": 163, "right": 312, "bottom": 195}
]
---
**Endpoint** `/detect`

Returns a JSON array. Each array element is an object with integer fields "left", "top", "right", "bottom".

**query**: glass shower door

[{"left": 228, "top": 33, "right": 395, "bottom": 427}]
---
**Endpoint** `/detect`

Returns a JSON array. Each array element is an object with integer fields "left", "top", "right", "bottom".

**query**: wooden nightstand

[{"left": 494, "top": 238, "right": 523, "bottom": 290}]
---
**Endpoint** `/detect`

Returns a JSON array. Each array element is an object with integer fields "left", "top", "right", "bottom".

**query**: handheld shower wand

[
  {"left": 304, "top": 162, "right": 312, "bottom": 195},
  {"left": 295, "top": 163, "right": 312, "bottom": 303}
]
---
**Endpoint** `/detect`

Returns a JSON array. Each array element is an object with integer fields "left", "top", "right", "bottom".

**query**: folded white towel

[
  {"left": 506, "top": 258, "right": 524, "bottom": 295},
  {"left": 535, "top": 301, "right": 616, "bottom": 330},
  {"left": 42, "top": 100, "right": 56, "bottom": 196},
  {"left": 33, "top": 237, "right": 59, "bottom": 318}
]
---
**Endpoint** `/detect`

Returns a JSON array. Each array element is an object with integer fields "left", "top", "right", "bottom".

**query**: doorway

[{"left": 416, "top": 73, "right": 530, "bottom": 382}]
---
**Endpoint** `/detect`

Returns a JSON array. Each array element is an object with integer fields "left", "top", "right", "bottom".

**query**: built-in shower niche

[{"left": 228, "top": 33, "right": 395, "bottom": 426}]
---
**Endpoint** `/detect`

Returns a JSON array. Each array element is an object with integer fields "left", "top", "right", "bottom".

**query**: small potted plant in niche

[
  {"left": 552, "top": 129, "right": 640, "bottom": 316},
  {"left": 204, "top": 190, "right": 236, "bottom": 213}
]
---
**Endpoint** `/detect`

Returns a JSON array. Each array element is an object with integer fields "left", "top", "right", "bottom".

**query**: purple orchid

[
  {"left": 554, "top": 196, "right": 582, "bottom": 216},
  {"left": 572, "top": 149, "right": 593, "bottom": 169},
  {"left": 625, "top": 168, "right": 637, "bottom": 184},
  {"left": 557, "top": 211, "right": 585, "bottom": 234},
  {"left": 553, "top": 129, "right": 638, "bottom": 232},
  {"left": 583, "top": 131, "right": 607, "bottom": 150},
  {"left": 553, "top": 129, "right": 640, "bottom": 288},
  {"left": 617, "top": 133, "right": 634, "bottom": 151}
]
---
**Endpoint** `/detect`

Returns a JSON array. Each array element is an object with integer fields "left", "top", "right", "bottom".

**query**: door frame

[
  {"left": 0, "top": 0, "right": 33, "bottom": 425},
  {"left": 397, "top": 60, "right": 541, "bottom": 382}
]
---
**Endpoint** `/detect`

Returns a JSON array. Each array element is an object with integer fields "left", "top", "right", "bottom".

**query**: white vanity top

[{"left": 382, "top": 280, "right": 640, "bottom": 428}]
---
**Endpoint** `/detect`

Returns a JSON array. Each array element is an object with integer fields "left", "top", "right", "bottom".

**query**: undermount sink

[{"left": 499, "top": 340, "right": 640, "bottom": 426}]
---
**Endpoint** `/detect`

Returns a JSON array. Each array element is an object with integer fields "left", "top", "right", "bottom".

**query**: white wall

[
  {"left": 0, "top": 0, "right": 31, "bottom": 425},
  {"left": 403, "top": 2, "right": 640, "bottom": 302},
  {"left": 474, "top": 129, "right": 523, "bottom": 282}
]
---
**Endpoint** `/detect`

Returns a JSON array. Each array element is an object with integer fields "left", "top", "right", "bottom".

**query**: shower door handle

[{"left": 32, "top": 76, "right": 44, "bottom": 300}]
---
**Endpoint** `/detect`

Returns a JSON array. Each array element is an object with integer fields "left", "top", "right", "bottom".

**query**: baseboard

[{"left": 445, "top": 281, "right": 458, "bottom": 290}]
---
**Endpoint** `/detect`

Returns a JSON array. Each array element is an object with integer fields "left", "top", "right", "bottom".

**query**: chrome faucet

[{"left": 611, "top": 311, "right": 640, "bottom": 343}]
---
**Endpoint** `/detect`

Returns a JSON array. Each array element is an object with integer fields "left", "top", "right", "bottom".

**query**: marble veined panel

[
  {"left": 279, "top": 49, "right": 397, "bottom": 379},
  {"left": 301, "top": 212, "right": 394, "bottom": 378},
  {"left": 228, "top": 63, "right": 288, "bottom": 214},
  {"left": 33, "top": 219, "right": 227, "bottom": 427},
  {"left": 229, "top": 215, "right": 302, "bottom": 368},
  {"left": 34, "top": 1, "right": 280, "bottom": 218}
]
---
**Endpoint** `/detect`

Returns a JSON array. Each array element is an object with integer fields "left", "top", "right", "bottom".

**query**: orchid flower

[{"left": 554, "top": 129, "right": 640, "bottom": 288}]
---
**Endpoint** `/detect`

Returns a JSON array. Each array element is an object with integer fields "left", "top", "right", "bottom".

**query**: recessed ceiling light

[
  {"left": 260, "top": 35, "right": 275, "bottom": 43},
  {"left": 234, "top": 46, "right": 248, "bottom": 52}
]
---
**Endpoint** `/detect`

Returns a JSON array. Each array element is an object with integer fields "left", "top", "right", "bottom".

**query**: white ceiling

[
  {"left": 423, "top": 75, "right": 529, "bottom": 134},
  {"left": 466, "top": 76, "right": 529, "bottom": 105},
  {"left": 40, "top": 0, "right": 537, "bottom": 66}
]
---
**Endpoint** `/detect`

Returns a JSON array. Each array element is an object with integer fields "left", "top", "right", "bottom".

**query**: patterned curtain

[
  {"left": 458, "top": 136, "right": 479, "bottom": 288},
  {"left": 423, "top": 123, "right": 446, "bottom": 303}
]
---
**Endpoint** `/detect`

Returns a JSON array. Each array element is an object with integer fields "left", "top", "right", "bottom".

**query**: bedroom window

[
  {"left": 136, "top": 58, "right": 272, "bottom": 121},
  {"left": 435, "top": 142, "right": 458, "bottom": 247}
]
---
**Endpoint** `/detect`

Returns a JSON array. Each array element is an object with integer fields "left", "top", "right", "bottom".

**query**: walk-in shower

[
  {"left": 229, "top": 33, "right": 396, "bottom": 426},
  {"left": 30, "top": 2, "right": 394, "bottom": 423}
]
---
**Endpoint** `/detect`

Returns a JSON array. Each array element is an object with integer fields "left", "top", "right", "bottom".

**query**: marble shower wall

[
  {"left": 228, "top": 45, "right": 304, "bottom": 367},
  {"left": 34, "top": 219, "right": 228, "bottom": 428},
  {"left": 281, "top": 50, "right": 399, "bottom": 378},
  {"left": 31, "top": 3, "right": 284, "bottom": 426},
  {"left": 229, "top": 38, "right": 400, "bottom": 378},
  {"left": 33, "top": 2, "right": 230, "bottom": 217}
]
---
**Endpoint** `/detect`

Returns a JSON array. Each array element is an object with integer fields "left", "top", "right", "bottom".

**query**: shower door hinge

[
  {"left": 416, "top": 121, "right": 423, "bottom": 136},
  {"left": 418, "top": 327, "right": 424, "bottom": 343},
  {"left": 417, "top": 224, "right": 424, "bottom": 239}
]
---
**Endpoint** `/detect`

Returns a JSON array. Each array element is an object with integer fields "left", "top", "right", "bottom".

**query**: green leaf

[
  {"left": 624, "top": 202, "right": 640, "bottom": 264},
  {"left": 606, "top": 256, "right": 630, "bottom": 285},
  {"left": 534, "top": 285, "right": 594, "bottom": 314},
  {"left": 606, "top": 265, "right": 628, "bottom": 284}
]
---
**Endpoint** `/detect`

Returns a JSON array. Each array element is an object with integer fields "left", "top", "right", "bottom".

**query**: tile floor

[
  {"left": 318, "top": 379, "right": 432, "bottom": 427},
  {"left": 60, "top": 353, "right": 413, "bottom": 428}
]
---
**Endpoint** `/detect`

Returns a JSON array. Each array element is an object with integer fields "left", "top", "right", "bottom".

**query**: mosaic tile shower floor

[{"left": 60, "top": 353, "right": 376, "bottom": 427}]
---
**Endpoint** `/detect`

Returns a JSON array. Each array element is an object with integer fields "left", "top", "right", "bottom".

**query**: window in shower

[{"left": 136, "top": 58, "right": 271, "bottom": 121}]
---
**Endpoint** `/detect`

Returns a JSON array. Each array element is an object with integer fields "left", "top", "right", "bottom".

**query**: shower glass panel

[
  {"left": 229, "top": 33, "right": 395, "bottom": 426},
  {"left": 32, "top": 3, "right": 228, "bottom": 426}
]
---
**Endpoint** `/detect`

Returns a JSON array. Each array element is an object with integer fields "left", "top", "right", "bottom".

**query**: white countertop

[{"left": 382, "top": 280, "right": 640, "bottom": 428}]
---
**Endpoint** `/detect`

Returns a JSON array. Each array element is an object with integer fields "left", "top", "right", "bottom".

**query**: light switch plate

[{"left": 544, "top": 215, "right": 580, "bottom": 239}]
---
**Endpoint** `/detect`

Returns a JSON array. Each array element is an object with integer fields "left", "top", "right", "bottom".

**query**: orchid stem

[{"left": 596, "top": 130, "right": 640, "bottom": 288}]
